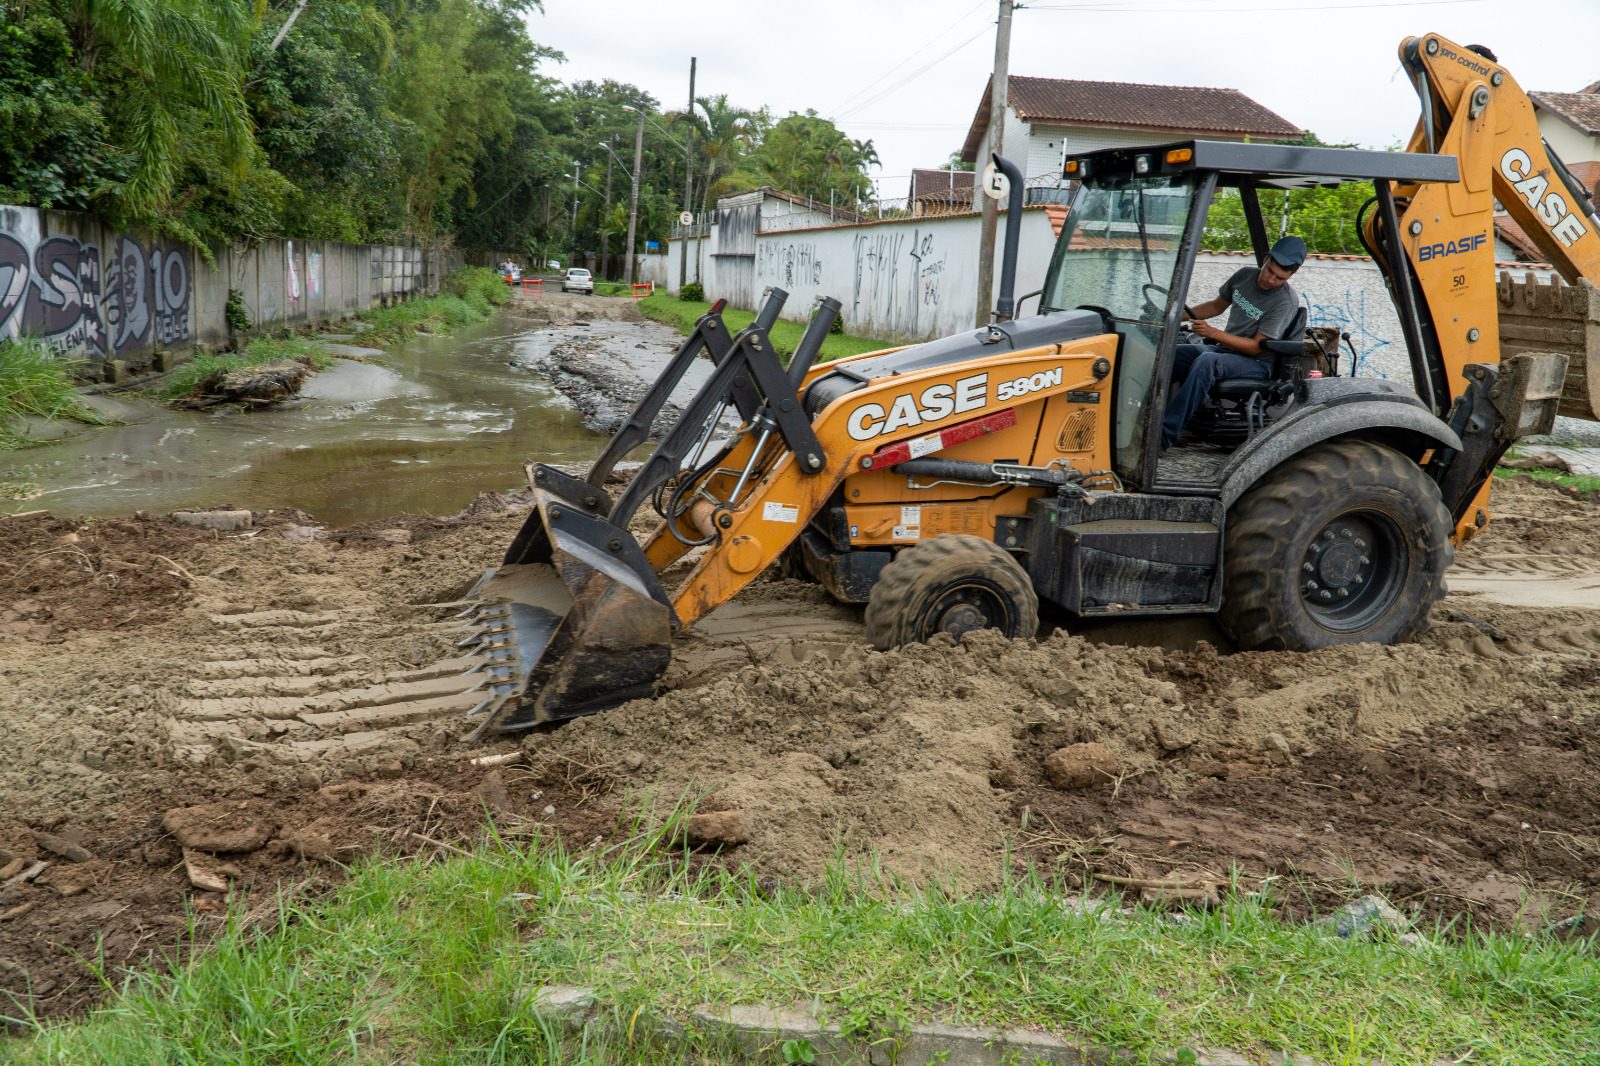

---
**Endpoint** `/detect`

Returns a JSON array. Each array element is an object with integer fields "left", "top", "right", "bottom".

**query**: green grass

[
  {"left": 6, "top": 817, "right": 1596, "bottom": 1065},
  {"left": 151, "top": 336, "right": 337, "bottom": 403},
  {"left": 593, "top": 280, "right": 631, "bottom": 297},
  {"left": 639, "top": 294, "right": 892, "bottom": 363},
  {"left": 0, "top": 337, "right": 108, "bottom": 449},
  {"left": 1495, "top": 446, "right": 1600, "bottom": 496},
  {"left": 354, "top": 266, "right": 512, "bottom": 346},
  {"left": 1497, "top": 464, "right": 1600, "bottom": 495}
]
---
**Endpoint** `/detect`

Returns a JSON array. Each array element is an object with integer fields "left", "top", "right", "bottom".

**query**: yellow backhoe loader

[{"left": 460, "top": 32, "right": 1600, "bottom": 738}]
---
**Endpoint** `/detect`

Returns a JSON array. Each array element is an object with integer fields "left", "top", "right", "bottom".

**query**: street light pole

[
  {"left": 624, "top": 109, "right": 645, "bottom": 288},
  {"left": 571, "top": 160, "right": 581, "bottom": 262},
  {"left": 601, "top": 150, "right": 614, "bottom": 280}
]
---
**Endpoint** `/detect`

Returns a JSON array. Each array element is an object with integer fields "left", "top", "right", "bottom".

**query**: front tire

[
  {"left": 865, "top": 535, "right": 1039, "bottom": 651},
  {"left": 1219, "top": 439, "right": 1452, "bottom": 650}
]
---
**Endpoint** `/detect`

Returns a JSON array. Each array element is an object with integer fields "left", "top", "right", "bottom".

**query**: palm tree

[
  {"left": 693, "top": 93, "right": 758, "bottom": 210},
  {"left": 52, "top": 0, "right": 255, "bottom": 214}
]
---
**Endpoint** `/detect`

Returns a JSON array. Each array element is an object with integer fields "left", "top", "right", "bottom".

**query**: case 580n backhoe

[{"left": 459, "top": 32, "right": 1600, "bottom": 738}]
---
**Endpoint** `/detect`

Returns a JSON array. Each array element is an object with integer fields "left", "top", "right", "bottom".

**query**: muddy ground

[{"left": 2, "top": 302, "right": 1598, "bottom": 1022}]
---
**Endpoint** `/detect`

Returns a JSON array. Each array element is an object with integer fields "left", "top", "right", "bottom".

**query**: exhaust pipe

[{"left": 992, "top": 153, "right": 1025, "bottom": 322}]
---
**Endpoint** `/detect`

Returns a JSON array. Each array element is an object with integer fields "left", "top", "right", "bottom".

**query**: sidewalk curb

[{"left": 525, "top": 985, "right": 1342, "bottom": 1065}]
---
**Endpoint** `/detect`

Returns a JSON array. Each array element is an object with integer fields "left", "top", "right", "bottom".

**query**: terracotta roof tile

[
  {"left": 909, "top": 168, "right": 976, "bottom": 203},
  {"left": 962, "top": 75, "right": 1300, "bottom": 160},
  {"left": 1531, "top": 88, "right": 1600, "bottom": 136}
]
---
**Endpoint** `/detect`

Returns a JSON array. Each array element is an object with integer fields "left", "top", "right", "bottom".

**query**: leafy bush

[
  {"left": 0, "top": 338, "right": 106, "bottom": 447},
  {"left": 225, "top": 289, "right": 253, "bottom": 335},
  {"left": 679, "top": 281, "right": 704, "bottom": 302}
]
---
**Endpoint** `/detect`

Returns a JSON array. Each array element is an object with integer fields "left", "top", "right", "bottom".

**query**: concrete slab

[{"left": 315, "top": 342, "right": 386, "bottom": 360}]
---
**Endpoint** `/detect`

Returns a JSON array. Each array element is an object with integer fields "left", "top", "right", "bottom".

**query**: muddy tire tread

[
  {"left": 864, "top": 534, "right": 1039, "bottom": 651},
  {"left": 1220, "top": 438, "right": 1453, "bottom": 651}
]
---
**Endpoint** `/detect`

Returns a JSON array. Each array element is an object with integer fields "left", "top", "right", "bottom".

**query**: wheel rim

[
  {"left": 1298, "top": 509, "right": 1408, "bottom": 632},
  {"left": 916, "top": 580, "right": 1017, "bottom": 642}
]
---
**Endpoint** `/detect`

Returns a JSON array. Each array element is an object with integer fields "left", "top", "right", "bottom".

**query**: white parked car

[{"left": 561, "top": 268, "right": 593, "bottom": 294}]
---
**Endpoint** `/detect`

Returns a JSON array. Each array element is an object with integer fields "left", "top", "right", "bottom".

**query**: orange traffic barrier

[
  {"left": 631, "top": 282, "right": 653, "bottom": 300},
  {"left": 521, "top": 277, "right": 543, "bottom": 292}
]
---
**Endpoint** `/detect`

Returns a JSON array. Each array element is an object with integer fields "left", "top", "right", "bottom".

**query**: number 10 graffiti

[{"left": 0, "top": 232, "right": 191, "bottom": 359}]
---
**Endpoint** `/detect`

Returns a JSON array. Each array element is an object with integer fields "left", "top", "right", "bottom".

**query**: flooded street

[{"left": 3, "top": 303, "right": 694, "bottom": 526}]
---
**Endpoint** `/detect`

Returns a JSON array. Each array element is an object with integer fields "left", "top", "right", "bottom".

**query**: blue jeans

[{"left": 1160, "top": 344, "right": 1269, "bottom": 448}]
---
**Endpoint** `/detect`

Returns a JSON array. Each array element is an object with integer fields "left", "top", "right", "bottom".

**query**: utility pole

[
  {"left": 571, "top": 160, "right": 581, "bottom": 262},
  {"left": 624, "top": 109, "right": 645, "bottom": 287},
  {"left": 680, "top": 57, "right": 695, "bottom": 293},
  {"left": 974, "top": 0, "right": 1014, "bottom": 327},
  {"left": 601, "top": 150, "right": 614, "bottom": 279}
]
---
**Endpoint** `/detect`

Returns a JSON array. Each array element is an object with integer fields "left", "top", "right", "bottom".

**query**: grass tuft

[
  {"left": 152, "top": 336, "right": 336, "bottom": 403},
  {"left": 5, "top": 815, "right": 1597, "bottom": 1065},
  {"left": 355, "top": 267, "right": 511, "bottom": 346},
  {"left": 638, "top": 294, "right": 890, "bottom": 363},
  {"left": 0, "top": 337, "right": 108, "bottom": 449}
]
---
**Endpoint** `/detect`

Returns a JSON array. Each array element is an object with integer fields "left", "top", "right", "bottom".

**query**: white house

[{"left": 959, "top": 75, "right": 1302, "bottom": 207}]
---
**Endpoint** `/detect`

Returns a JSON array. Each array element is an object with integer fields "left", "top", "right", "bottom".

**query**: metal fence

[{"left": 671, "top": 175, "right": 1077, "bottom": 235}]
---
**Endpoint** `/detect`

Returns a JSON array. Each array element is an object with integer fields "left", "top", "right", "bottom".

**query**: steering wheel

[{"left": 1140, "top": 282, "right": 1168, "bottom": 318}]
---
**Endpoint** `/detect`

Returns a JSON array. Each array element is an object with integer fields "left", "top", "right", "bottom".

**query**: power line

[
  {"left": 835, "top": 25, "right": 992, "bottom": 121},
  {"left": 1027, "top": 0, "right": 1482, "bottom": 10},
  {"left": 826, "top": 0, "right": 992, "bottom": 118}
]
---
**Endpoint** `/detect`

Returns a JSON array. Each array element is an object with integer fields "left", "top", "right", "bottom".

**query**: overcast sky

[{"left": 526, "top": 0, "right": 1600, "bottom": 198}]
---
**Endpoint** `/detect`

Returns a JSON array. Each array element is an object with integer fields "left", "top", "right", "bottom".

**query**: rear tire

[
  {"left": 865, "top": 534, "right": 1039, "bottom": 651},
  {"left": 1219, "top": 439, "right": 1452, "bottom": 650}
]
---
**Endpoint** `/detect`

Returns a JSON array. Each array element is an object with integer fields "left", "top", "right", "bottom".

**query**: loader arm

[
  {"left": 654, "top": 345, "right": 1115, "bottom": 628},
  {"left": 1363, "top": 33, "right": 1600, "bottom": 538},
  {"left": 1388, "top": 33, "right": 1600, "bottom": 402}
]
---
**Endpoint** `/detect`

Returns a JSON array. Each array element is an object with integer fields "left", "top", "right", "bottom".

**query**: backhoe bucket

[{"left": 461, "top": 463, "right": 676, "bottom": 739}]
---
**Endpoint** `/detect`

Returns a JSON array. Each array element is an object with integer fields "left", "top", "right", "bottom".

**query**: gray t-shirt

[{"left": 1217, "top": 266, "right": 1298, "bottom": 340}]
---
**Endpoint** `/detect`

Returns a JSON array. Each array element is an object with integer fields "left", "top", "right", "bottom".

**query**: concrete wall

[
  {"left": 666, "top": 206, "right": 1060, "bottom": 342},
  {"left": 0, "top": 204, "right": 461, "bottom": 376}
]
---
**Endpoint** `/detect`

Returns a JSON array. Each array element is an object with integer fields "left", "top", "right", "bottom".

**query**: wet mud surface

[{"left": 3, "top": 312, "right": 1599, "bottom": 1024}]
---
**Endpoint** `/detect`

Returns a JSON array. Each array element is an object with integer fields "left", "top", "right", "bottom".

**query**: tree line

[{"left": 0, "top": 0, "right": 878, "bottom": 274}]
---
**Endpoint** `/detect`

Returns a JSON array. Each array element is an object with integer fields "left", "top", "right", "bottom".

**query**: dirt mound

[
  {"left": 0, "top": 512, "right": 209, "bottom": 639},
  {"left": 505, "top": 289, "right": 643, "bottom": 324},
  {"left": 2, "top": 476, "right": 1599, "bottom": 1023}
]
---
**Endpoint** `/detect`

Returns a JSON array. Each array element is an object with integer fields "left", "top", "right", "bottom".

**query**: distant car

[
  {"left": 499, "top": 263, "right": 521, "bottom": 285},
  {"left": 561, "top": 268, "right": 593, "bottom": 295}
]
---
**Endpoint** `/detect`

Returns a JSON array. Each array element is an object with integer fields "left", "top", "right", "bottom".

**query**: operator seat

[{"left": 1194, "top": 305, "right": 1310, "bottom": 446}]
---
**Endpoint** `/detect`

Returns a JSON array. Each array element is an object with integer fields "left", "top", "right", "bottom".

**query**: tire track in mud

[
  {"left": 1448, "top": 550, "right": 1600, "bottom": 612},
  {"left": 166, "top": 604, "right": 488, "bottom": 764}
]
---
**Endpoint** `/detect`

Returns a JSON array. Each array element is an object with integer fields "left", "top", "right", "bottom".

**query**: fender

[{"left": 1219, "top": 394, "right": 1461, "bottom": 510}]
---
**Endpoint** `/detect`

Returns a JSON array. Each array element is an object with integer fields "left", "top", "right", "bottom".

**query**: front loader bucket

[{"left": 461, "top": 464, "right": 677, "bottom": 739}]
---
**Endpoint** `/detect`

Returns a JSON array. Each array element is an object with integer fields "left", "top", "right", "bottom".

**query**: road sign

[
  {"left": 980, "top": 161, "right": 1009, "bottom": 201},
  {"left": 679, "top": 211, "right": 694, "bottom": 226}
]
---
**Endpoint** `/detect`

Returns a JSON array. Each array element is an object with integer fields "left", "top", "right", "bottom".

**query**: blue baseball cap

[{"left": 1268, "top": 236, "right": 1307, "bottom": 269}]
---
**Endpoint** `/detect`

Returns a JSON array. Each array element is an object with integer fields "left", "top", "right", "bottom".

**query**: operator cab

[{"left": 1045, "top": 139, "right": 1459, "bottom": 493}]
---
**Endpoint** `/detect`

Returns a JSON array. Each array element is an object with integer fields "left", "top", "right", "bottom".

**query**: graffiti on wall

[
  {"left": 107, "top": 235, "right": 191, "bottom": 350},
  {"left": 850, "top": 227, "right": 948, "bottom": 336},
  {"left": 755, "top": 241, "right": 823, "bottom": 289},
  {"left": 0, "top": 210, "right": 189, "bottom": 359},
  {"left": 852, "top": 231, "right": 904, "bottom": 330},
  {"left": 907, "top": 229, "right": 946, "bottom": 336},
  {"left": 1306, "top": 288, "right": 1393, "bottom": 378}
]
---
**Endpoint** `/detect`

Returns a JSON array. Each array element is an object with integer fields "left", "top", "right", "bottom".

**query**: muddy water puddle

[{"left": 3, "top": 314, "right": 693, "bottom": 526}]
